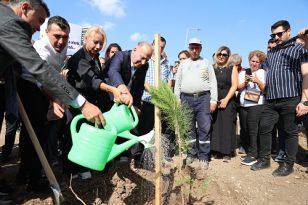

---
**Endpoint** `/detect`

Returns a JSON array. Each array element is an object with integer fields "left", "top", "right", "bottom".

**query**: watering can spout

[
  {"left": 138, "top": 130, "right": 155, "bottom": 149},
  {"left": 107, "top": 130, "right": 155, "bottom": 162},
  {"left": 107, "top": 131, "right": 139, "bottom": 162}
]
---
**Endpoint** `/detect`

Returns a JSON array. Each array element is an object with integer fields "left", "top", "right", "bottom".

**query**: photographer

[
  {"left": 172, "top": 50, "right": 190, "bottom": 86},
  {"left": 237, "top": 50, "right": 266, "bottom": 166}
]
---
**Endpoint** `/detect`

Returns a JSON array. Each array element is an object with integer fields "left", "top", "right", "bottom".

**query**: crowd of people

[{"left": 0, "top": 0, "right": 308, "bottom": 204}]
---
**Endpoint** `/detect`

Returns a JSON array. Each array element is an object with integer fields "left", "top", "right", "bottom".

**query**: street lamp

[{"left": 184, "top": 27, "right": 201, "bottom": 49}]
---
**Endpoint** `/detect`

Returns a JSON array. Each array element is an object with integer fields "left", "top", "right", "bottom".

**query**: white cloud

[
  {"left": 130, "top": 32, "right": 147, "bottom": 42},
  {"left": 80, "top": 21, "right": 92, "bottom": 28},
  {"left": 79, "top": 21, "right": 115, "bottom": 31},
  {"left": 84, "top": 0, "right": 126, "bottom": 17},
  {"left": 102, "top": 21, "right": 115, "bottom": 31}
]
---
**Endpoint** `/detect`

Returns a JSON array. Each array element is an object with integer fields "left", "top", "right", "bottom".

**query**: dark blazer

[
  {"left": 104, "top": 50, "right": 148, "bottom": 108},
  {"left": 67, "top": 46, "right": 105, "bottom": 107},
  {"left": 0, "top": 3, "right": 79, "bottom": 106}
]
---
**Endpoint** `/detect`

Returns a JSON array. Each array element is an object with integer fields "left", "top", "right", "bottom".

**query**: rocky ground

[{"left": 1, "top": 126, "right": 308, "bottom": 205}]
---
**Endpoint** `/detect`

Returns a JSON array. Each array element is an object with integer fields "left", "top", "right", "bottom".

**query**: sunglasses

[
  {"left": 217, "top": 53, "right": 229, "bottom": 58},
  {"left": 270, "top": 30, "right": 286, "bottom": 39}
]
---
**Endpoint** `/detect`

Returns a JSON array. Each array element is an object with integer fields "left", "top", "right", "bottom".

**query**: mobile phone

[{"left": 245, "top": 68, "right": 252, "bottom": 75}]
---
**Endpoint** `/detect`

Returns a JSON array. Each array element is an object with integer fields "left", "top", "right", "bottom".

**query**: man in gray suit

[{"left": 0, "top": 0, "right": 105, "bottom": 125}]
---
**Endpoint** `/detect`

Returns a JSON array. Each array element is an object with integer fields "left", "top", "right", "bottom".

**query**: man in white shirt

[
  {"left": 17, "top": 16, "right": 72, "bottom": 192},
  {"left": 33, "top": 16, "right": 70, "bottom": 167}
]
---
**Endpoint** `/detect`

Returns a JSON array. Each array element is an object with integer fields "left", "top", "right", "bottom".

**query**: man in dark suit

[
  {"left": 104, "top": 42, "right": 153, "bottom": 109},
  {"left": 0, "top": 0, "right": 104, "bottom": 124},
  {"left": 103, "top": 42, "right": 152, "bottom": 161}
]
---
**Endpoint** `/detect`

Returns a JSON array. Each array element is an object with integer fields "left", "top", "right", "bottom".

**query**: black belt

[{"left": 181, "top": 91, "right": 210, "bottom": 97}]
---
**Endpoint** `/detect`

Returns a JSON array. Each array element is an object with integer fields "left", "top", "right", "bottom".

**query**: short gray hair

[{"left": 8, "top": 0, "right": 50, "bottom": 17}]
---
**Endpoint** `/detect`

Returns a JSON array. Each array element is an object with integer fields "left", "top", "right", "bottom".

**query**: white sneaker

[
  {"left": 79, "top": 171, "right": 92, "bottom": 180},
  {"left": 199, "top": 160, "right": 209, "bottom": 170},
  {"left": 72, "top": 174, "right": 79, "bottom": 179}
]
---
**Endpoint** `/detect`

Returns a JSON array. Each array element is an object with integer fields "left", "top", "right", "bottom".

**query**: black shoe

[
  {"left": 250, "top": 158, "right": 270, "bottom": 171},
  {"left": 272, "top": 163, "right": 294, "bottom": 177},
  {"left": 133, "top": 152, "right": 143, "bottom": 161},
  {"left": 240, "top": 155, "right": 248, "bottom": 161},
  {"left": 0, "top": 199, "right": 13, "bottom": 205},
  {"left": 223, "top": 155, "right": 231, "bottom": 162},
  {"left": 241, "top": 156, "right": 257, "bottom": 166}
]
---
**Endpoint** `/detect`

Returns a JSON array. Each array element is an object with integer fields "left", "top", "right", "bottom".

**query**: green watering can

[{"left": 68, "top": 103, "right": 155, "bottom": 171}]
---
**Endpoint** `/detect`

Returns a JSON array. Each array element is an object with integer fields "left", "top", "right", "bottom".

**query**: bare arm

[
  {"left": 219, "top": 66, "right": 238, "bottom": 108},
  {"left": 250, "top": 72, "right": 266, "bottom": 92},
  {"left": 296, "top": 62, "right": 308, "bottom": 116},
  {"left": 298, "top": 28, "right": 308, "bottom": 50},
  {"left": 144, "top": 81, "right": 151, "bottom": 92},
  {"left": 99, "top": 82, "right": 123, "bottom": 103}
]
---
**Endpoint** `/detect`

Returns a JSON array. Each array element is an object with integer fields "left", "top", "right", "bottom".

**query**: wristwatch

[{"left": 301, "top": 101, "right": 308, "bottom": 106}]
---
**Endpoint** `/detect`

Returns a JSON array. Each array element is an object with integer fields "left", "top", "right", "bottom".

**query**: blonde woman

[
  {"left": 63, "top": 26, "right": 121, "bottom": 179},
  {"left": 210, "top": 46, "right": 238, "bottom": 162}
]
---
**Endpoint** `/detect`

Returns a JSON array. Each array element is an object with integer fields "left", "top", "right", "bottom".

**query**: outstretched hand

[
  {"left": 117, "top": 84, "right": 133, "bottom": 107},
  {"left": 81, "top": 101, "right": 106, "bottom": 126}
]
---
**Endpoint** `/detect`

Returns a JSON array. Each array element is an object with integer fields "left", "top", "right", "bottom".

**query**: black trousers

[
  {"left": 258, "top": 97, "right": 299, "bottom": 166},
  {"left": 137, "top": 101, "right": 154, "bottom": 135},
  {"left": 0, "top": 83, "right": 5, "bottom": 132},
  {"left": 1, "top": 116, "right": 19, "bottom": 158},
  {"left": 17, "top": 79, "right": 49, "bottom": 181},
  {"left": 239, "top": 105, "right": 264, "bottom": 157},
  {"left": 130, "top": 101, "right": 154, "bottom": 156}
]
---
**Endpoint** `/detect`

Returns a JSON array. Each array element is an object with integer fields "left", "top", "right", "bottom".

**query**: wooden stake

[{"left": 154, "top": 33, "right": 162, "bottom": 205}]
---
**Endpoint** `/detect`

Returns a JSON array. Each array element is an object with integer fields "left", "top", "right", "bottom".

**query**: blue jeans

[
  {"left": 181, "top": 93, "right": 211, "bottom": 161},
  {"left": 259, "top": 97, "right": 299, "bottom": 166}
]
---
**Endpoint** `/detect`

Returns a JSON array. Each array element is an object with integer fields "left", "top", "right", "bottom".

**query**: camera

[
  {"left": 174, "top": 61, "right": 180, "bottom": 67},
  {"left": 172, "top": 61, "right": 180, "bottom": 75},
  {"left": 245, "top": 68, "right": 252, "bottom": 75}
]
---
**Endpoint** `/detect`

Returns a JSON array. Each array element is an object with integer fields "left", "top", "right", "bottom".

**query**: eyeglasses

[
  {"left": 270, "top": 30, "right": 286, "bottom": 39},
  {"left": 217, "top": 53, "right": 229, "bottom": 58}
]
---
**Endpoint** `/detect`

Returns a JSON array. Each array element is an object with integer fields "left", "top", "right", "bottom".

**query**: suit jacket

[
  {"left": 104, "top": 50, "right": 148, "bottom": 107},
  {"left": 67, "top": 46, "right": 104, "bottom": 107},
  {"left": 0, "top": 3, "right": 79, "bottom": 106}
]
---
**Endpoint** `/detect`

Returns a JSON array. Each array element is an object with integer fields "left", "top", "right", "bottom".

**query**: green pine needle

[{"left": 149, "top": 82, "right": 192, "bottom": 152}]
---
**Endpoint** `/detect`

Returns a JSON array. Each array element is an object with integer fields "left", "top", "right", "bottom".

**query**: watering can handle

[
  {"left": 70, "top": 114, "right": 85, "bottom": 136},
  {"left": 129, "top": 106, "right": 139, "bottom": 128}
]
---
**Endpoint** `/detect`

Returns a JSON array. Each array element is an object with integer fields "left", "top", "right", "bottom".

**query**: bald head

[{"left": 132, "top": 42, "right": 153, "bottom": 68}]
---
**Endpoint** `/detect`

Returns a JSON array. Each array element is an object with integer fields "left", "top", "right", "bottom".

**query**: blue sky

[{"left": 43, "top": 0, "right": 308, "bottom": 67}]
